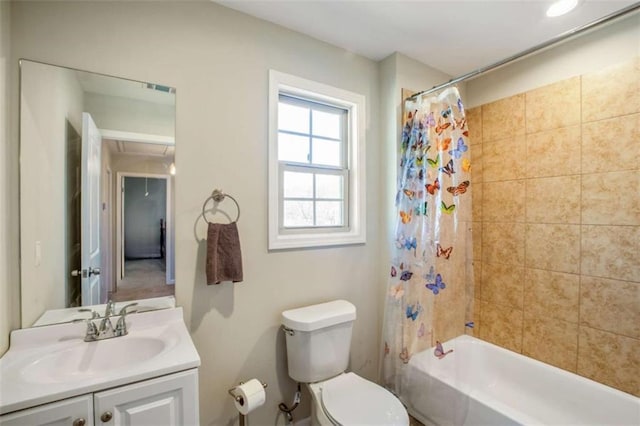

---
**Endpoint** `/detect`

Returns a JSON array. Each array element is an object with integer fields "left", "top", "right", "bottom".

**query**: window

[
  {"left": 279, "top": 96, "right": 347, "bottom": 228},
  {"left": 268, "top": 70, "right": 366, "bottom": 250}
]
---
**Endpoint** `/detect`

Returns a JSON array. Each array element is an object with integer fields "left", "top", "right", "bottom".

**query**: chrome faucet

[
  {"left": 98, "top": 300, "right": 117, "bottom": 338},
  {"left": 73, "top": 310, "right": 100, "bottom": 341},
  {"left": 104, "top": 300, "right": 117, "bottom": 317},
  {"left": 115, "top": 303, "right": 138, "bottom": 337},
  {"left": 78, "top": 300, "right": 138, "bottom": 342}
]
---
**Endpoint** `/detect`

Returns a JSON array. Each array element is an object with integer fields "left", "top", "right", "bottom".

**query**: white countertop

[{"left": 0, "top": 307, "right": 200, "bottom": 415}]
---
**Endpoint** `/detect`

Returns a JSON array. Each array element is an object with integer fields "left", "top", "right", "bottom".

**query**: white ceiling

[{"left": 216, "top": 0, "right": 638, "bottom": 76}]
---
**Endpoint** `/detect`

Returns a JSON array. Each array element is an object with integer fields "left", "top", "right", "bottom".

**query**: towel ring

[{"left": 202, "top": 189, "right": 240, "bottom": 223}]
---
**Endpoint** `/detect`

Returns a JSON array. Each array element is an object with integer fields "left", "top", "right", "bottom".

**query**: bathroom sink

[
  {"left": 0, "top": 307, "right": 200, "bottom": 415},
  {"left": 19, "top": 336, "right": 168, "bottom": 384}
]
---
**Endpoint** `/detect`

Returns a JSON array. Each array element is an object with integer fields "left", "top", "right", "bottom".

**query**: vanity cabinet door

[
  {"left": 0, "top": 394, "right": 93, "bottom": 426},
  {"left": 93, "top": 369, "right": 198, "bottom": 426}
]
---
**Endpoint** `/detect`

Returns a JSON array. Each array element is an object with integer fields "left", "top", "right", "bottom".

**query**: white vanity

[{"left": 0, "top": 308, "right": 200, "bottom": 425}]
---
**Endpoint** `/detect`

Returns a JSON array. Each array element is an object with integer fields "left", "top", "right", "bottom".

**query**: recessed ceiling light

[{"left": 546, "top": 0, "right": 580, "bottom": 17}]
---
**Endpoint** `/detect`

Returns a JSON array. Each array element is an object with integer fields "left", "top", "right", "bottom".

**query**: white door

[
  {"left": 93, "top": 369, "right": 199, "bottom": 426},
  {"left": 81, "top": 112, "right": 102, "bottom": 306}
]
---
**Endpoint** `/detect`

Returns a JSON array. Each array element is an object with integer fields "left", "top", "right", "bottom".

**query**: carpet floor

[{"left": 108, "top": 258, "right": 174, "bottom": 302}]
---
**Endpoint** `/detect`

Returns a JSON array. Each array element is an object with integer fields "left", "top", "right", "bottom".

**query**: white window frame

[{"left": 268, "top": 70, "right": 366, "bottom": 250}]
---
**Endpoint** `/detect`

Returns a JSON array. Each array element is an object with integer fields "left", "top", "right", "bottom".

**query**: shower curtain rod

[{"left": 407, "top": 2, "right": 640, "bottom": 100}]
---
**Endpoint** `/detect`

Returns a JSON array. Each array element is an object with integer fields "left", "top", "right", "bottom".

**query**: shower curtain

[{"left": 381, "top": 86, "right": 474, "bottom": 395}]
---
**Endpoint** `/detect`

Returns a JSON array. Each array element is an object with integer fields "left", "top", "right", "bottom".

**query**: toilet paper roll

[{"left": 233, "top": 378, "right": 266, "bottom": 415}]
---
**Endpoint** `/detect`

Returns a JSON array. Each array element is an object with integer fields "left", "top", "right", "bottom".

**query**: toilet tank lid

[{"left": 282, "top": 300, "right": 356, "bottom": 332}]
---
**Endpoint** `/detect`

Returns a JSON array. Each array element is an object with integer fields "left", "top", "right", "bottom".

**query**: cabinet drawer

[{"left": 0, "top": 394, "right": 93, "bottom": 426}]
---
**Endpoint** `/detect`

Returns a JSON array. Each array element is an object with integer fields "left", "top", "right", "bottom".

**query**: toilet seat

[{"left": 319, "top": 372, "right": 408, "bottom": 425}]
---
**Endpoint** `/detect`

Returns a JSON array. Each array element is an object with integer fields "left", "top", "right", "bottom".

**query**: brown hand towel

[{"left": 206, "top": 222, "right": 243, "bottom": 284}]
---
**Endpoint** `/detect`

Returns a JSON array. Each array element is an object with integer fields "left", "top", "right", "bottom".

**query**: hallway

[{"left": 108, "top": 258, "right": 174, "bottom": 302}]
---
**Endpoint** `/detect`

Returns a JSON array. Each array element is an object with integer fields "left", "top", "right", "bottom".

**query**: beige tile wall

[{"left": 468, "top": 58, "right": 640, "bottom": 396}]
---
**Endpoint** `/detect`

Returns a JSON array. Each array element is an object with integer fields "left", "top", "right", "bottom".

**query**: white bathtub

[{"left": 405, "top": 335, "right": 640, "bottom": 425}]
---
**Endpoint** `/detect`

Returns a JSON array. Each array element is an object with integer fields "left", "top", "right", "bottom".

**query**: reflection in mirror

[{"left": 19, "top": 60, "right": 176, "bottom": 328}]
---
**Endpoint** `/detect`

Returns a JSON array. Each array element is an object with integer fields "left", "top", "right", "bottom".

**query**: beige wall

[
  {"left": 19, "top": 61, "right": 84, "bottom": 327},
  {"left": 468, "top": 57, "right": 639, "bottom": 396},
  {"left": 9, "top": 1, "right": 382, "bottom": 423},
  {"left": 0, "top": 0, "right": 19, "bottom": 355}
]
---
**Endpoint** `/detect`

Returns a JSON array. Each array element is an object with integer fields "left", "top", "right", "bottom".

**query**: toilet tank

[{"left": 282, "top": 300, "right": 356, "bottom": 383}]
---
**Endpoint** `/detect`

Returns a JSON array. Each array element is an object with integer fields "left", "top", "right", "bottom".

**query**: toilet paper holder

[
  {"left": 229, "top": 381, "right": 267, "bottom": 426},
  {"left": 228, "top": 381, "right": 268, "bottom": 404}
]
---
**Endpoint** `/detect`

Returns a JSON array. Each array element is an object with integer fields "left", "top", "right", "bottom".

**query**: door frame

[
  {"left": 116, "top": 172, "right": 173, "bottom": 288},
  {"left": 102, "top": 167, "right": 114, "bottom": 301}
]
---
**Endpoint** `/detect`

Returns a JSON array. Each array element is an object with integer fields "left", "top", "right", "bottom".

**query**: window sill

[{"left": 268, "top": 229, "right": 365, "bottom": 250}]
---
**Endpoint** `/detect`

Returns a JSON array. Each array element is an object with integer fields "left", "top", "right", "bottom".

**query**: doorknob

[
  {"left": 71, "top": 269, "right": 87, "bottom": 278},
  {"left": 71, "top": 267, "right": 100, "bottom": 277}
]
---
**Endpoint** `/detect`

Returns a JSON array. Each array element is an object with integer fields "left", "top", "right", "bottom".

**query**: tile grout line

[
  {"left": 520, "top": 95, "right": 526, "bottom": 355},
  {"left": 576, "top": 74, "right": 583, "bottom": 373},
  {"left": 482, "top": 220, "right": 634, "bottom": 227},
  {"left": 579, "top": 324, "right": 640, "bottom": 342},
  {"left": 478, "top": 106, "right": 484, "bottom": 340}
]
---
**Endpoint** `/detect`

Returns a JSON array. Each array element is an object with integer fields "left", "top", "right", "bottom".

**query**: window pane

[
  {"left": 312, "top": 138, "right": 341, "bottom": 167},
  {"left": 283, "top": 171, "right": 313, "bottom": 198},
  {"left": 316, "top": 174, "right": 343, "bottom": 199},
  {"left": 316, "top": 201, "right": 343, "bottom": 226},
  {"left": 312, "top": 109, "right": 341, "bottom": 139},
  {"left": 278, "top": 133, "right": 309, "bottom": 163},
  {"left": 278, "top": 102, "right": 309, "bottom": 134},
  {"left": 283, "top": 200, "right": 314, "bottom": 227}
]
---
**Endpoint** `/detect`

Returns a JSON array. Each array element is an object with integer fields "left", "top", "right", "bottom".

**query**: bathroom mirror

[{"left": 19, "top": 60, "right": 176, "bottom": 328}]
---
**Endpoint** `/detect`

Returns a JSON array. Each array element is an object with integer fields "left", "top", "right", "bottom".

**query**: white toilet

[{"left": 282, "top": 300, "right": 409, "bottom": 426}]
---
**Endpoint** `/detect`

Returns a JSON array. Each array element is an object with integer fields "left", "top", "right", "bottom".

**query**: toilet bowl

[
  {"left": 308, "top": 372, "right": 408, "bottom": 426},
  {"left": 281, "top": 300, "right": 409, "bottom": 426}
]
